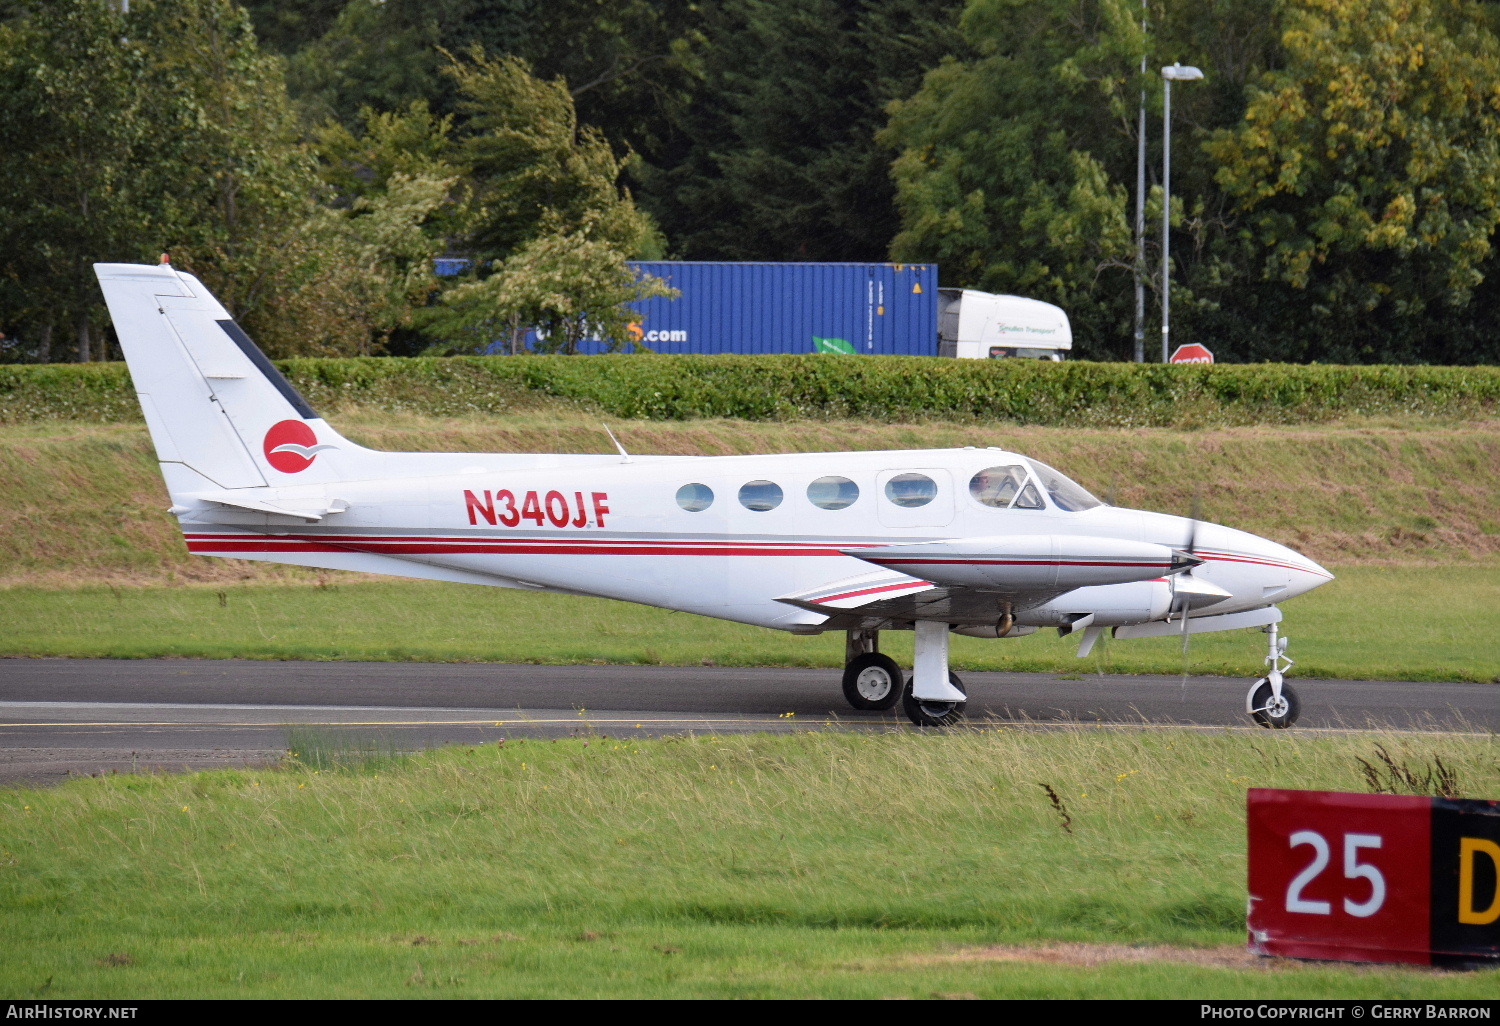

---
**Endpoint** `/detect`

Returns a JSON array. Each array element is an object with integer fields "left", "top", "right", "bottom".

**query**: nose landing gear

[{"left": 1247, "top": 623, "right": 1300, "bottom": 728}]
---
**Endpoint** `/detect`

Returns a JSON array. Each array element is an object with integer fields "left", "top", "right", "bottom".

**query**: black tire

[
  {"left": 901, "top": 671, "right": 967, "bottom": 727},
  {"left": 842, "top": 652, "right": 903, "bottom": 711},
  {"left": 1250, "top": 679, "right": 1300, "bottom": 729}
]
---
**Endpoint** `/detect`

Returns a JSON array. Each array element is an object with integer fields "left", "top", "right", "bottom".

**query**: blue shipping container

[{"left": 490, "top": 262, "right": 938, "bottom": 356}]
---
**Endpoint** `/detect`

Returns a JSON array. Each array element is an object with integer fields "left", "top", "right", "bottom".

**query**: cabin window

[
  {"left": 1026, "top": 459, "right": 1104, "bottom": 511},
  {"left": 884, "top": 472, "right": 936, "bottom": 508},
  {"left": 807, "top": 475, "right": 859, "bottom": 510},
  {"left": 738, "top": 480, "right": 784, "bottom": 511},
  {"left": 969, "top": 465, "right": 1027, "bottom": 508},
  {"left": 676, "top": 483, "right": 714, "bottom": 512}
]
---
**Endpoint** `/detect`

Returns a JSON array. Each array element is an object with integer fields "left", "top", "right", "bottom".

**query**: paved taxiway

[{"left": 1, "top": 658, "right": 1494, "bottom": 785}]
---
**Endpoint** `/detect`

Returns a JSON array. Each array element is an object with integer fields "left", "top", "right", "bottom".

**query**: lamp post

[
  {"left": 1160, "top": 62, "right": 1203, "bottom": 362},
  {"left": 1133, "top": 4, "right": 1148, "bottom": 363}
]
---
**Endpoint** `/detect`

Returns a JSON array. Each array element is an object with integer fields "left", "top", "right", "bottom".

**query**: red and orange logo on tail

[{"left": 263, "top": 420, "right": 336, "bottom": 473}]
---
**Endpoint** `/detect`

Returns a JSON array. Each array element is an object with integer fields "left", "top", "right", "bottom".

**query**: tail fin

[{"left": 94, "top": 262, "right": 370, "bottom": 494}]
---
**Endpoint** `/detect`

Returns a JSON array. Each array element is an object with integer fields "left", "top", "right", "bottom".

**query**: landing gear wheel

[
  {"left": 842, "top": 652, "right": 903, "bottom": 711},
  {"left": 1250, "top": 679, "right": 1300, "bottom": 729},
  {"left": 901, "top": 671, "right": 967, "bottom": 727}
]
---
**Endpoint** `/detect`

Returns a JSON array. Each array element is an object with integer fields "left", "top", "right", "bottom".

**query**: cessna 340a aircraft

[{"left": 96, "top": 261, "right": 1333, "bottom": 728}]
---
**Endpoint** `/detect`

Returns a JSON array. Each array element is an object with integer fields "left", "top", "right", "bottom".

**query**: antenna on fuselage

[{"left": 601, "top": 424, "right": 633, "bottom": 464}]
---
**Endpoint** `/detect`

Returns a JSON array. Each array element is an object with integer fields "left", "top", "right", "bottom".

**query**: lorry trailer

[{"left": 437, "top": 260, "right": 1072, "bottom": 359}]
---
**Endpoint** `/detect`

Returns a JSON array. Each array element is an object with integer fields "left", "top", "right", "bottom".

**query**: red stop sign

[{"left": 1170, "top": 343, "right": 1214, "bottom": 363}]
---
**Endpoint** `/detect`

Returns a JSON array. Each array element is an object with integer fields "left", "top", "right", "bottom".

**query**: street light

[
  {"left": 1133, "top": 5, "right": 1148, "bottom": 363},
  {"left": 1160, "top": 62, "right": 1203, "bottom": 362}
]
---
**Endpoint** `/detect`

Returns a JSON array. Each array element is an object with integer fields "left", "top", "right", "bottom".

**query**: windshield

[{"left": 1026, "top": 459, "right": 1104, "bottom": 512}]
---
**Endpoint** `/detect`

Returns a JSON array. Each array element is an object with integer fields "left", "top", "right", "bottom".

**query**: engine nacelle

[
  {"left": 1018, "top": 579, "right": 1174, "bottom": 628},
  {"left": 845, "top": 534, "right": 1193, "bottom": 592}
]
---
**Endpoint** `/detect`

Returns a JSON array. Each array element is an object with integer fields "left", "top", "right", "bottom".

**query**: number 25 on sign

[{"left": 1247, "top": 789, "right": 1500, "bottom": 965}]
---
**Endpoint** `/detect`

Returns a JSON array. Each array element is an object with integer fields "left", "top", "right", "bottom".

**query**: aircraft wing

[
  {"left": 774, "top": 568, "right": 1061, "bottom": 631},
  {"left": 778, "top": 533, "right": 1201, "bottom": 631},
  {"left": 839, "top": 534, "right": 1195, "bottom": 592}
]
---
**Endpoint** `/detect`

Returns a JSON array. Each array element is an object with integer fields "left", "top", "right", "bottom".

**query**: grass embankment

[
  {"left": 2, "top": 565, "right": 1497, "bottom": 682},
  {"left": 2, "top": 415, "right": 1496, "bottom": 679},
  {"left": 2, "top": 729, "right": 1496, "bottom": 999},
  {"left": 3, "top": 415, "right": 1499, "bottom": 588}
]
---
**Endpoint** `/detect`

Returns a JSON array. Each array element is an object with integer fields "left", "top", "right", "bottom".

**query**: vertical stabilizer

[{"left": 94, "top": 262, "right": 371, "bottom": 493}]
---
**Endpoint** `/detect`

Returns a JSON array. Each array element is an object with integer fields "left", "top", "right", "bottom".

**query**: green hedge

[{"left": 3, "top": 355, "right": 1499, "bottom": 426}]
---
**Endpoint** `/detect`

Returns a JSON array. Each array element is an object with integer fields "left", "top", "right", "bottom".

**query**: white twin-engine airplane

[{"left": 97, "top": 261, "right": 1333, "bottom": 728}]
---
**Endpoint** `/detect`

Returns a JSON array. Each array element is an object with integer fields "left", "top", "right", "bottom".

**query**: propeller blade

[
  {"left": 1169, "top": 549, "right": 1204, "bottom": 574},
  {"left": 1184, "top": 493, "right": 1202, "bottom": 557},
  {"left": 1178, "top": 492, "right": 1204, "bottom": 696}
]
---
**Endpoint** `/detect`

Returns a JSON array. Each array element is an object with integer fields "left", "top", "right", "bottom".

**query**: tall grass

[
  {"left": 284, "top": 727, "right": 410, "bottom": 774},
  {"left": 1, "top": 728, "right": 1495, "bottom": 998}
]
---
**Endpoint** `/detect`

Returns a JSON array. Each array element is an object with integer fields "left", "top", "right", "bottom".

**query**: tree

[
  {"left": 0, "top": 0, "right": 153, "bottom": 361},
  {"left": 881, "top": 0, "right": 1145, "bottom": 356},
  {"left": 1206, "top": 0, "right": 1500, "bottom": 361},
  {"left": 436, "top": 221, "right": 678, "bottom": 354},
  {"left": 429, "top": 50, "right": 673, "bottom": 354},
  {"left": 656, "top": 0, "right": 966, "bottom": 262},
  {"left": 122, "top": 0, "right": 455, "bottom": 358},
  {"left": 445, "top": 48, "right": 662, "bottom": 259}
]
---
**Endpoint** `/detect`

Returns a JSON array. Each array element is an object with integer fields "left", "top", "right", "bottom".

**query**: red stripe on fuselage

[{"left": 865, "top": 558, "right": 1173, "bottom": 569}]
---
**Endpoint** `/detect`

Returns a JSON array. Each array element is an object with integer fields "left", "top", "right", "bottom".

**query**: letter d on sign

[{"left": 1459, "top": 838, "right": 1500, "bottom": 925}]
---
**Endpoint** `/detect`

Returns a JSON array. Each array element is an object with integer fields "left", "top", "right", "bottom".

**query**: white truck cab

[{"left": 937, "top": 288, "right": 1072, "bottom": 361}]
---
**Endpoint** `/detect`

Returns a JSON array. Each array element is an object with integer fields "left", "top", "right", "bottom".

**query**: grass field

[
  {"left": 2, "top": 564, "right": 1496, "bottom": 682},
  {"left": 2, "top": 411, "right": 1498, "bottom": 998},
  {"left": 2, "top": 728, "right": 1496, "bottom": 999}
]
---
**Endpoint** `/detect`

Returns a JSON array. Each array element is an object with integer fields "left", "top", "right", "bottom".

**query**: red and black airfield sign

[{"left": 1248, "top": 789, "right": 1500, "bottom": 965}]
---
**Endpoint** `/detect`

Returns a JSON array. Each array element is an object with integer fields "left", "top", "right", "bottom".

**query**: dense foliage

[
  {"left": 3, "top": 356, "right": 1497, "bottom": 426},
  {"left": 4, "top": 0, "right": 1500, "bottom": 363}
]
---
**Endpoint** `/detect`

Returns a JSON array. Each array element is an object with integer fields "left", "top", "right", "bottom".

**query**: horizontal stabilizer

[{"left": 175, "top": 491, "right": 351, "bottom": 522}]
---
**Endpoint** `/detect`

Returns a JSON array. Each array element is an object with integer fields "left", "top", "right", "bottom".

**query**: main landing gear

[
  {"left": 842, "top": 624, "right": 967, "bottom": 727},
  {"left": 842, "top": 631, "right": 903, "bottom": 711},
  {"left": 1247, "top": 622, "right": 1300, "bottom": 729}
]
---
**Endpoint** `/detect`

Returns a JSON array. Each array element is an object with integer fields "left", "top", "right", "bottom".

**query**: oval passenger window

[
  {"left": 884, "top": 472, "right": 936, "bottom": 508},
  {"left": 738, "top": 480, "right": 784, "bottom": 511},
  {"left": 807, "top": 476, "right": 859, "bottom": 510},
  {"left": 676, "top": 483, "right": 714, "bottom": 512}
]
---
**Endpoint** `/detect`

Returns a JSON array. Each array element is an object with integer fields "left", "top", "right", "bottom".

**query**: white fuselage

[{"left": 180, "top": 444, "right": 1331, "bottom": 634}]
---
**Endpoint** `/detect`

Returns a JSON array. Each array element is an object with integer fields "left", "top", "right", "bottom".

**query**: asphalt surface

[{"left": 1, "top": 658, "right": 1494, "bottom": 786}]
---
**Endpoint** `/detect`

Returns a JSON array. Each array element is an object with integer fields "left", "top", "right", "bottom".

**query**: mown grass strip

[
  {"left": 5, "top": 356, "right": 1500, "bottom": 426},
  {"left": 1, "top": 565, "right": 1495, "bottom": 682},
  {"left": 1, "top": 729, "right": 1495, "bottom": 998}
]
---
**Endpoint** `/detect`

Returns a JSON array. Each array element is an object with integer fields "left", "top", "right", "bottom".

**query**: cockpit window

[
  {"left": 1026, "top": 459, "right": 1104, "bottom": 512},
  {"left": 968, "top": 465, "right": 1026, "bottom": 508},
  {"left": 1014, "top": 481, "right": 1045, "bottom": 509}
]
